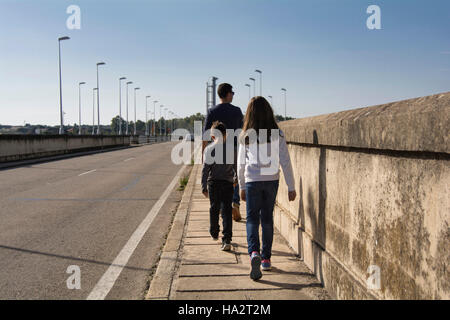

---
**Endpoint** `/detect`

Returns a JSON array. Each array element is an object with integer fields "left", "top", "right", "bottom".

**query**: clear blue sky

[{"left": 0, "top": 0, "right": 449, "bottom": 126}]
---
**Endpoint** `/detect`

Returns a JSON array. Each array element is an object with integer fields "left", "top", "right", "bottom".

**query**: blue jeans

[
  {"left": 233, "top": 184, "right": 240, "bottom": 206},
  {"left": 208, "top": 180, "right": 234, "bottom": 242},
  {"left": 245, "top": 180, "right": 279, "bottom": 260}
]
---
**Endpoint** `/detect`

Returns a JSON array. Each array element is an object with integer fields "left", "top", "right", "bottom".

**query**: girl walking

[{"left": 237, "top": 96, "right": 297, "bottom": 280}]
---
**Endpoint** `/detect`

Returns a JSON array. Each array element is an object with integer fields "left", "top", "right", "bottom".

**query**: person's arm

[
  {"left": 237, "top": 142, "right": 247, "bottom": 201},
  {"left": 201, "top": 162, "right": 210, "bottom": 197},
  {"left": 237, "top": 143, "right": 246, "bottom": 190},
  {"left": 279, "top": 134, "right": 296, "bottom": 198},
  {"left": 202, "top": 110, "right": 213, "bottom": 161},
  {"left": 202, "top": 141, "right": 209, "bottom": 160}
]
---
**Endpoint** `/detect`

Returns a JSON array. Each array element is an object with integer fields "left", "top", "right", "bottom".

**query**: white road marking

[
  {"left": 86, "top": 164, "right": 186, "bottom": 300},
  {"left": 123, "top": 158, "right": 135, "bottom": 162},
  {"left": 78, "top": 169, "right": 97, "bottom": 176}
]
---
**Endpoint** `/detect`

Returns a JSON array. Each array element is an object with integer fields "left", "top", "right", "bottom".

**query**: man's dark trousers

[{"left": 208, "top": 180, "right": 233, "bottom": 243}]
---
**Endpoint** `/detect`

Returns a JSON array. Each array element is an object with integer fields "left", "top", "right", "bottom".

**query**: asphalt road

[{"left": 0, "top": 142, "right": 188, "bottom": 299}]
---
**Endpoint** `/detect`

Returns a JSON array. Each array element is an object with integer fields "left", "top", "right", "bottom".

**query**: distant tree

[
  {"left": 72, "top": 123, "right": 79, "bottom": 135},
  {"left": 275, "top": 114, "right": 295, "bottom": 122},
  {"left": 135, "top": 120, "right": 146, "bottom": 135},
  {"left": 111, "top": 116, "right": 127, "bottom": 134},
  {"left": 173, "top": 113, "right": 205, "bottom": 133}
]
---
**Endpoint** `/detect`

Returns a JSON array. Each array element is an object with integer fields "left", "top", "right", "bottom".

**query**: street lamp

[
  {"left": 118, "top": 77, "right": 126, "bottom": 135},
  {"left": 249, "top": 78, "right": 256, "bottom": 97},
  {"left": 159, "top": 105, "right": 164, "bottom": 136},
  {"left": 125, "top": 81, "right": 133, "bottom": 135},
  {"left": 153, "top": 100, "right": 158, "bottom": 136},
  {"left": 96, "top": 62, "right": 106, "bottom": 135},
  {"left": 92, "top": 88, "right": 97, "bottom": 135},
  {"left": 164, "top": 107, "right": 168, "bottom": 136},
  {"left": 281, "top": 88, "right": 287, "bottom": 119},
  {"left": 245, "top": 84, "right": 251, "bottom": 101},
  {"left": 134, "top": 87, "right": 140, "bottom": 135},
  {"left": 134, "top": 87, "right": 141, "bottom": 135},
  {"left": 145, "top": 95, "right": 151, "bottom": 136},
  {"left": 168, "top": 111, "right": 172, "bottom": 134},
  {"left": 169, "top": 111, "right": 176, "bottom": 134},
  {"left": 58, "top": 36, "right": 70, "bottom": 135},
  {"left": 255, "top": 69, "right": 262, "bottom": 96},
  {"left": 268, "top": 95, "right": 273, "bottom": 108},
  {"left": 78, "top": 81, "right": 86, "bottom": 135},
  {"left": 148, "top": 111, "right": 154, "bottom": 138}
]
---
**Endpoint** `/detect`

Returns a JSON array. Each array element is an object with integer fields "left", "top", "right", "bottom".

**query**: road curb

[{"left": 145, "top": 164, "right": 199, "bottom": 300}]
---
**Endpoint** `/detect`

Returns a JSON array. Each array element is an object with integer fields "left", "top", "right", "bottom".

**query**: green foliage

[
  {"left": 178, "top": 175, "right": 189, "bottom": 191},
  {"left": 171, "top": 113, "right": 205, "bottom": 133},
  {"left": 0, "top": 111, "right": 295, "bottom": 136},
  {"left": 275, "top": 114, "right": 295, "bottom": 122}
]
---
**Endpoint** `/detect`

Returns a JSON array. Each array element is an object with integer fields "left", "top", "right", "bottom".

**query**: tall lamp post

[
  {"left": 148, "top": 112, "right": 153, "bottom": 138},
  {"left": 125, "top": 81, "right": 133, "bottom": 135},
  {"left": 159, "top": 105, "right": 164, "bottom": 136},
  {"left": 169, "top": 111, "right": 175, "bottom": 134},
  {"left": 153, "top": 100, "right": 158, "bottom": 136},
  {"left": 118, "top": 77, "right": 126, "bottom": 135},
  {"left": 281, "top": 88, "right": 287, "bottom": 119},
  {"left": 164, "top": 108, "right": 168, "bottom": 136},
  {"left": 268, "top": 95, "right": 274, "bottom": 108},
  {"left": 96, "top": 62, "right": 106, "bottom": 135},
  {"left": 58, "top": 36, "right": 70, "bottom": 135},
  {"left": 255, "top": 69, "right": 262, "bottom": 96},
  {"left": 92, "top": 88, "right": 97, "bottom": 135},
  {"left": 145, "top": 95, "right": 151, "bottom": 136},
  {"left": 78, "top": 81, "right": 86, "bottom": 135},
  {"left": 249, "top": 78, "right": 256, "bottom": 97},
  {"left": 245, "top": 84, "right": 251, "bottom": 101},
  {"left": 134, "top": 87, "right": 140, "bottom": 135}
]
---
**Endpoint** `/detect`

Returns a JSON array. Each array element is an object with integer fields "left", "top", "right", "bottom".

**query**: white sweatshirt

[{"left": 237, "top": 131, "right": 295, "bottom": 192}]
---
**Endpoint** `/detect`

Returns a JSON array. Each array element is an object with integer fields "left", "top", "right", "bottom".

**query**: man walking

[{"left": 203, "top": 83, "right": 243, "bottom": 221}]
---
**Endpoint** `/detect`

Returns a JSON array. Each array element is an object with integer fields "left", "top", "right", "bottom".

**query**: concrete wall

[
  {"left": 275, "top": 92, "right": 449, "bottom": 300},
  {"left": 130, "top": 135, "right": 171, "bottom": 144},
  {"left": 0, "top": 135, "right": 130, "bottom": 162}
]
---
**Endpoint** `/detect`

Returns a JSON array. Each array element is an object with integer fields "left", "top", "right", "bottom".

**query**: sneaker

[
  {"left": 221, "top": 241, "right": 231, "bottom": 251},
  {"left": 232, "top": 203, "right": 242, "bottom": 222},
  {"left": 261, "top": 259, "right": 272, "bottom": 271},
  {"left": 212, "top": 236, "right": 219, "bottom": 241},
  {"left": 250, "top": 251, "right": 262, "bottom": 280}
]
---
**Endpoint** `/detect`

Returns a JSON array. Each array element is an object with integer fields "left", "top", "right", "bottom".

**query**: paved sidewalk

[{"left": 166, "top": 166, "right": 331, "bottom": 300}]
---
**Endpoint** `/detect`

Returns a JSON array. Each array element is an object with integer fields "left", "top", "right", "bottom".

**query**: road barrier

[
  {"left": 0, "top": 134, "right": 131, "bottom": 163},
  {"left": 130, "top": 135, "right": 171, "bottom": 144}
]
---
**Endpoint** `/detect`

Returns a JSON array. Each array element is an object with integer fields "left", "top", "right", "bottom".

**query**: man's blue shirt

[{"left": 203, "top": 103, "right": 244, "bottom": 134}]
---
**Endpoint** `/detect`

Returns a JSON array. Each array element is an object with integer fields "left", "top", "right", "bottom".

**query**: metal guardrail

[{"left": 131, "top": 135, "right": 171, "bottom": 145}]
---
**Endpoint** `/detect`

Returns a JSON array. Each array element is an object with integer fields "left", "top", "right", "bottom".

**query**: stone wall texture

[
  {"left": 0, "top": 135, "right": 131, "bottom": 162},
  {"left": 275, "top": 92, "right": 449, "bottom": 300}
]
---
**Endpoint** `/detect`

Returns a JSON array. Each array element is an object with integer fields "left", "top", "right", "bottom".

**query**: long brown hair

[{"left": 241, "top": 96, "right": 280, "bottom": 143}]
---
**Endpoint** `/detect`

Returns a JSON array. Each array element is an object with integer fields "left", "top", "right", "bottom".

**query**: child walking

[
  {"left": 237, "top": 97, "right": 297, "bottom": 280},
  {"left": 202, "top": 121, "right": 237, "bottom": 251}
]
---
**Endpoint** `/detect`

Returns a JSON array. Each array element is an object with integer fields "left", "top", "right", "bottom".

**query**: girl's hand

[
  {"left": 288, "top": 190, "right": 296, "bottom": 202},
  {"left": 240, "top": 190, "right": 246, "bottom": 202},
  {"left": 202, "top": 191, "right": 209, "bottom": 198}
]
